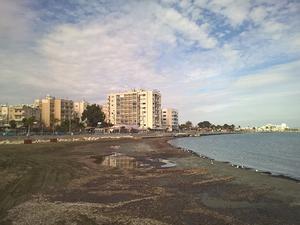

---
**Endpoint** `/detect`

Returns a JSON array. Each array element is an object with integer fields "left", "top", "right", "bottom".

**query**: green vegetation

[
  {"left": 55, "top": 118, "right": 84, "bottom": 133},
  {"left": 180, "top": 121, "right": 235, "bottom": 131},
  {"left": 22, "top": 116, "right": 36, "bottom": 135},
  {"left": 81, "top": 104, "right": 105, "bottom": 127},
  {"left": 197, "top": 121, "right": 212, "bottom": 128},
  {"left": 197, "top": 121, "right": 235, "bottom": 131},
  {"left": 179, "top": 121, "right": 193, "bottom": 130},
  {"left": 8, "top": 120, "right": 16, "bottom": 129}
]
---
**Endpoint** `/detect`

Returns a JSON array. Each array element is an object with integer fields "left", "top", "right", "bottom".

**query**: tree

[
  {"left": 222, "top": 124, "right": 230, "bottom": 130},
  {"left": 56, "top": 120, "right": 70, "bottom": 133},
  {"left": 197, "top": 121, "right": 212, "bottom": 129},
  {"left": 179, "top": 123, "right": 187, "bottom": 130},
  {"left": 9, "top": 120, "right": 17, "bottom": 129},
  {"left": 230, "top": 124, "right": 235, "bottom": 131},
  {"left": 22, "top": 117, "right": 35, "bottom": 136},
  {"left": 216, "top": 125, "right": 222, "bottom": 130},
  {"left": 56, "top": 118, "right": 85, "bottom": 133},
  {"left": 71, "top": 117, "right": 85, "bottom": 131},
  {"left": 50, "top": 117, "right": 60, "bottom": 134},
  {"left": 81, "top": 104, "right": 105, "bottom": 127},
  {"left": 185, "top": 121, "right": 193, "bottom": 130}
]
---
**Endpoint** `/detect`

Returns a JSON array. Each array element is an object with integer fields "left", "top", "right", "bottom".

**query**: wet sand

[{"left": 0, "top": 137, "right": 299, "bottom": 225}]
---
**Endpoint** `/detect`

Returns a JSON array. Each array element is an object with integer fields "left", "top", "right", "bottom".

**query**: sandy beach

[{"left": 0, "top": 136, "right": 299, "bottom": 225}]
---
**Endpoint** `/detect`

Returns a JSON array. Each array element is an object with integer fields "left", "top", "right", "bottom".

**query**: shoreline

[
  {"left": 1, "top": 136, "right": 300, "bottom": 224},
  {"left": 167, "top": 137, "right": 300, "bottom": 183},
  {"left": 1, "top": 131, "right": 298, "bottom": 182}
]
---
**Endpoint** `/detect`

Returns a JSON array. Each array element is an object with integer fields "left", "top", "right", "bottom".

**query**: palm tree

[
  {"left": 50, "top": 117, "right": 60, "bottom": 134},
  {"left": 22, "top": 117, "right": 35, "bottom": 136}
]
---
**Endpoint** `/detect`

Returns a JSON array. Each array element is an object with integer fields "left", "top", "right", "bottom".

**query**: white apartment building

[
  {"left": 74, "top": 100, "right": 89, "bottom": 121},
  {"left": 107, "top": 89, "right": 162, "bottom": 129},
  {"left": 162, "top": 108, "right": 179, "bottom": 131},
  {"left": 257, "top": 123, "right": 289, "bottom": 132},
  {"left": 101, "top": 104, "right": 109, "bottom": 123}
]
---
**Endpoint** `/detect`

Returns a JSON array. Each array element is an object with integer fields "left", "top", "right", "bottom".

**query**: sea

[{"left": 169, "top": 132, "right": 300, "bottom": 180}]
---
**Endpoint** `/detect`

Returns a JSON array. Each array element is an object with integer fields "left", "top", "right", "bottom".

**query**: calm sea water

[{"left": 170, "top": 133, "right": 300, "bottom": 180}]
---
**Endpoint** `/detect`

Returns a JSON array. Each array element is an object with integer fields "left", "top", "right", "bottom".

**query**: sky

[{"left": 0, "top": 0, "right": 300, "bottom": 127}]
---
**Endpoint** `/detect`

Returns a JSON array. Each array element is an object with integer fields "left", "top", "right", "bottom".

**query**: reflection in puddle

[
  {"left": 101, "top": 153, "right": 139, "bottom": 169},
  {"left": 159, "top": 159, "right": 176, "bottom": 168},
  {"left": 95, "top": 153, "right": 177, "bottom": 169}
]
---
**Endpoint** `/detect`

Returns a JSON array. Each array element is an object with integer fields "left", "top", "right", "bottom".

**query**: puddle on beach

[
  {"left": 92, "top": 153, "right": 177, "bottom": 169},
  {"left": 159, "top": 159, "right": 176, "bottom": 168},
  {"left": 101, "top": 153, "right": 139, "bottom": 169}
]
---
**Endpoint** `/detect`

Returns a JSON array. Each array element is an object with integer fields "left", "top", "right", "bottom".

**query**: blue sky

[{"left": 1, "top": 0, "right": 300, "bottom": 127}]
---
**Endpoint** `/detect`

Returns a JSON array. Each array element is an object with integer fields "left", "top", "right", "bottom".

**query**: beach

[{"left": 0, "top": 136, "right": 299, "bottom": 225}]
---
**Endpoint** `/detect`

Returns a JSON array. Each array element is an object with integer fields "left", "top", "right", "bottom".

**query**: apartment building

[
  {"left": 257, "top": 123, "right": 289, "bottom": 132},
  {"left": 74, "top": 100, "right": 89, "bottom": 121},
  {"left": 35, "top": 95, "right": 73, "bottom": 128},
  {"left": 0, "top": 104, "right": 40, "bottom": 127},
  {"left": 107, "top": 89, "right": 161, "bottom": 129},
  {"left": 0, "top": 105, "right": 9, "bottom": 126},
  {"left": 139, "top": 90, "right": 161, "bottom": 129},
  {"left": 162, "top": 108, "right": 179, "bottom": 131},
  {"left": 101, "top": 104, "right": 109, "bottom": 123},
  {"left": 8, "top": 105, "right": 41, "bottom": 127}
]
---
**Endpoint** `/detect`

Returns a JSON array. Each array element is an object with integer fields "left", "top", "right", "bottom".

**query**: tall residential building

[
  {"left": 35, "top": 95, "right": 74, "bottom": 128},
  {"left": 107, "top": 89, "right": 162, "bottom": 129},
  {"left": 74, "top": 100, "right": 89, "bottom": 121},
  {"left": 101, "top": 104, "right": 109, "bottom": 123},
  {"left": 162, "top": 108, "right": 179, "bottom": 131}
]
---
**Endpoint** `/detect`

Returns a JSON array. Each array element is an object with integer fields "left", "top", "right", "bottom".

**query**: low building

[
  {"left": 162, "top": 108, "right": 179, "bottom": 131},
  {"left": 257, "top": 123, "right": 289, "bottom": 132}
]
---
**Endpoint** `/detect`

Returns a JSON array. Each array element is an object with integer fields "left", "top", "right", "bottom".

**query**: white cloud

[
  {"left": 233, "top": 60, "right": 300, "bottom": 89},
  {"left": 250, "top": 6, "right": 267, "bottom": 23},
  {"left": 31, "top": 1, "right": 218, "bottom": 103},
  {"left": 0, "top": 0, "right": 36, "bottom": 42},
  {"left": 179, "top": 60, "right": 300, "bottom": 125},
  {"left": 159, "top": 7, "right": 217, "bottom": 48},
  {"left": 0, "top": 0, "right": 299, "bottom": 126},
  {"left": 207, "top": 0, "right": 251, "bottom": 26}
]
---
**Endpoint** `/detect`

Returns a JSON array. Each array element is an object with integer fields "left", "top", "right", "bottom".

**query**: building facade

[
  {"left": 8, "top": 105, "right": 41, "bottom": 127},
  {"left": 0, "top": 104, "right": 40, "bottom": 127},
  {"left": 107, "top": 89, "right": 161, "bottom": 129},
  {"left": 0, "top": 105, "right": 9, "bottom": 127},
  {"left": 74, "top": 100, "right": 89, "bottom": 121},
  {"left": 162, "top": 108, "right": 179, "bottom": 131},
  {"left": 35, "top": 95, "right": 74, "bottom": 128},
  {"left": 257, "top": 123, "right": 289, "bottom": 132},
  {"left": 101, "top": 104, "right": 109, "bottom": 123}
]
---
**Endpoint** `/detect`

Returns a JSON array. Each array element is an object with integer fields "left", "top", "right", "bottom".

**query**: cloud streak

[{"left": 0, "top": 0, "right": 300, "bottom": 126}]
